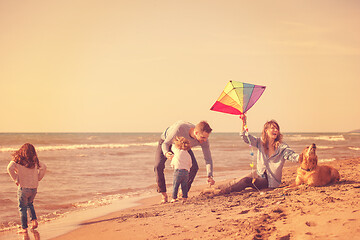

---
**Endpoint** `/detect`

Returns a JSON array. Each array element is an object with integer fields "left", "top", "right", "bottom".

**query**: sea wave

[
  {"left": 318, "top": 158, "right": 336, "bottom": 163},
  {"left": 0, "top": 198, "right": 15, "bottom": 205},
  {"left": 287, "top": 135, "right": 345, "bottom": 142},
  {"left": 0, "top": 142, "right": 158, "bottom": 152},
  {"left": 316, "top": 146, "right": 334, "bottom": 150},
  {"left": 349, "top": 147, "right": 360, "bottom": 151}
]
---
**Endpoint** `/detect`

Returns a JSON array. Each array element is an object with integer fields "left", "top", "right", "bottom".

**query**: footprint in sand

[
  {"left": 328, "top": 218, "right": 340, "bottom": 223},
  {"left": 305, "top": 221, "right": 317, "bottom": 227},
  {"left": 343, "top": 219, "right": 358, "bottom": 226}
]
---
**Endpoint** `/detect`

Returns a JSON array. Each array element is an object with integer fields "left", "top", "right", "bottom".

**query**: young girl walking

[{"left": 7, "top": 143, "right": 47, "bottom": 234}]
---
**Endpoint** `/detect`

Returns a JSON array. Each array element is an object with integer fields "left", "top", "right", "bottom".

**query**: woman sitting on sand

[{"left": 206, "top": 115, "right": 299, "bottom": 195}]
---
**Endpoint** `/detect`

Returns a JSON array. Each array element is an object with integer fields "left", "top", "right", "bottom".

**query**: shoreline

[
  {"left": 0, "top": 195, "right": 154, "bottom": 240},
  {"left": 52, "top": 157, "right": 360, "bottom": 240}
]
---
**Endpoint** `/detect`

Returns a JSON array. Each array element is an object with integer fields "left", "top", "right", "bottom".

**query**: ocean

[{"left": 0, "top": 132, "right": 359, "bottom": 236}]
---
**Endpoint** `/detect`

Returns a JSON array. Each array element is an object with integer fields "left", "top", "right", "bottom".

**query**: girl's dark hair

[{"left": 12, "top": 143, "right": 40, "bottom": 169}]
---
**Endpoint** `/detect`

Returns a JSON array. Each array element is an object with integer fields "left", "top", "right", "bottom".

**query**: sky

[{"left": 1, "top": 0, "right": 359, "bottom": 133}]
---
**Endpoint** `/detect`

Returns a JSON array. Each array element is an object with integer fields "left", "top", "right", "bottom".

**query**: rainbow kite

[
  {"left": 211, "top": 81, "right": 266, "bottom": 185},
  {"left": 210, "top": 81, "right": 266, "bottom": 115}
]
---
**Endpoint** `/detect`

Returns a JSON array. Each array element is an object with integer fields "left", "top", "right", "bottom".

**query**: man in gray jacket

[{"left": 154, "top": 120, "right": 215, "bottom": 203}]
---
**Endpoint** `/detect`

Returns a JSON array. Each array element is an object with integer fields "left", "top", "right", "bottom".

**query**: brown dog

[{"left": 295, "top": 143, "right": 340, "bottom": 187}]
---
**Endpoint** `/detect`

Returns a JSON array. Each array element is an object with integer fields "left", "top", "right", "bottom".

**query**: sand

[{"left": 50, "top": 157, "right": 360, "bottom": 240}]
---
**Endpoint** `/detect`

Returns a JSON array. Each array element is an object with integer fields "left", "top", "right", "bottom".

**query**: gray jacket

[
  {"left": 161, "top": 120, "right": 213, "bottom": 177},
  {"left": 241, "top": 132, "right": 299, "bottom": 188}
]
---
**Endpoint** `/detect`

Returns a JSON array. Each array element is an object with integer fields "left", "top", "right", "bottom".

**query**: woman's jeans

[
  {"left": 225, "top": 172, "right": 268, "bottom": 193},
  {"left": 18, "top": 187, "right": 37, "bottom": 229},
  {"left": 172, "top": 169, "right": 189, "bottom": 199}
]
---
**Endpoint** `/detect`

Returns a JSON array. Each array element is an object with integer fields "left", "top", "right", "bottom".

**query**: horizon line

[{"left": 0, "top": 131, "right": 357, "bottom": 134}]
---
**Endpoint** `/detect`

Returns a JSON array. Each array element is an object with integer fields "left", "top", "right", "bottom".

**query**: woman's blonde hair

[
  {"left": 12, "top": 143, "right": 40, "bottom": 169},
  {"left": 261, "top": 120, "right": 283, "bottom": 153}
]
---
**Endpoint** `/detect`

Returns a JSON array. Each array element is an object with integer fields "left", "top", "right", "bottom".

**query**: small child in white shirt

[{"left": 170, "top": 136, "right": 192, "bottom": 203}]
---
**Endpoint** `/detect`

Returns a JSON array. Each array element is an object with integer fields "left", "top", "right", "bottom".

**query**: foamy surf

[
  {"left": 287, "top": 134, "right": 346, "bottom": 142},
  {"left": 0, "top": 142, "right": 158, "bottom": 152}
]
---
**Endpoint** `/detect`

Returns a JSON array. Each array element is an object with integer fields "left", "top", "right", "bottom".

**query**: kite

[
  {"left": 210, "top": 80, "right": 266, "bottom": 116},
  {"left": 210, "top": 81, "right": 266, "bottom": 187}
]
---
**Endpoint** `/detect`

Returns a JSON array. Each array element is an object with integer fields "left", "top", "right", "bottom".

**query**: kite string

[{"left": 241, "top": 115, "right": 261, "bottom": 193}]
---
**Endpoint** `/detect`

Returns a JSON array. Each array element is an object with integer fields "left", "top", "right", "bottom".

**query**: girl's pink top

[{"left": 7, "top": 161, "right": 46, "bottom": 188}]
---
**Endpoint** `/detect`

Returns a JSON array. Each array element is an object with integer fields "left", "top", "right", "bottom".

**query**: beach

[
  {"left": 51, "top": 157, "right": 360, "bottom": 240},
  {"left": 0, "top": 132, "right": 359, "bottom": 239}
]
